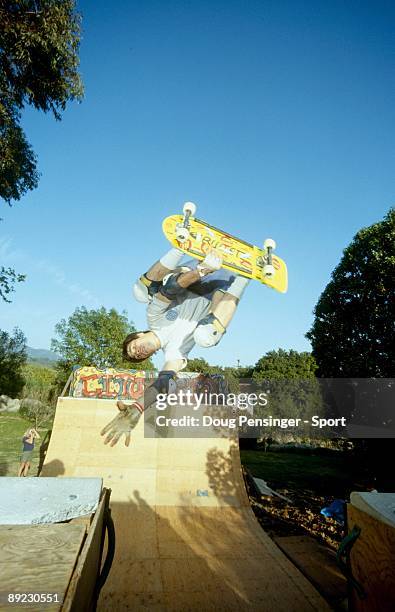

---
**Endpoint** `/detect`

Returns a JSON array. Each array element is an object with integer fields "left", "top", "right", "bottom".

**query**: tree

[
  {"left": 306, "top": 208, "right": 395, "bottom": 377},
  {"left": 0, "top": 0, "right": 83, "bottom": 301},
  {"left": 251, "top": 349, "right": 321, "bottom": 443},
  {"left": 0, "top": 326, "right": 27, "bottom": 396},
  {"left": 186, "top": 357, "right": 213, "bottom": 374},
  {"left": 51, "top": 306, "right": 154, "bottom": 390},
  {"left": 0, "top": 0, "right": 83, "bottom": 204},
  {"left": 0, "top": 266, "right": 25, "bottom": 302},
  {"left": 19, "top": 397, "right": 54, "bottom": 429},
  {"left": 252, "top": 349, "right": 318, "bottom": 380}
]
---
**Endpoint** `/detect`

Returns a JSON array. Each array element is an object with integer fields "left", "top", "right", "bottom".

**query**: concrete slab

[{"left": 0, "top": 477, "right": 102, "bottom": 524}]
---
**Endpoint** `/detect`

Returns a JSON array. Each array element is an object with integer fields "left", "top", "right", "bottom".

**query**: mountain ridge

[{"left": 27, "top": 346, "right": 59, "bottom": 365}]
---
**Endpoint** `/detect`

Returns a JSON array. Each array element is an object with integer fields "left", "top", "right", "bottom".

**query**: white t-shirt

[{"left": 146, "top": 290, "right": 212, "bottom": 367}]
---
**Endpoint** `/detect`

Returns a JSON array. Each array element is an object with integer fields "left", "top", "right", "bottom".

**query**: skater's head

[{"left": 123, "top": 331, "right": 160, "bottom": 363}]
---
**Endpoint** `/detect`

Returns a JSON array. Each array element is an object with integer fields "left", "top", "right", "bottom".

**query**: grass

[
  {"left": 0, "top": 414, "right": 51, "bottom": 477},
  {"left": 240, "top": 448, "right": 354, "bottom": 498}
]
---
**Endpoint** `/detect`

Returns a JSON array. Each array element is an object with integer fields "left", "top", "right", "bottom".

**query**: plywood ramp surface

[{"left": 42, "top": 398, "right": 330, "bottom": 611}]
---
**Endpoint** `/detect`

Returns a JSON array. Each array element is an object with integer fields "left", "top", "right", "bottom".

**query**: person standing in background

[{"left": 18, "top": 428, "right": 40, "bottom": 477}]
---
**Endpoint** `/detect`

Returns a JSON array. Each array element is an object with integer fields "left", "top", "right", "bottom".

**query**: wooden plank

[
  {"left": 274, "top": 535, "right": 347, "bottom": 607},
  {"left": 350, "top": 492, "right": 395, "bottom": 529},
  {"left": 63, "top": 489, "right": 109, "bottom": 612},
  {"left": 348, "top": 503, "right": 395, "bottom": 612},
  {"left": 0, "top": 524, "right": 86, "bottom": 611}
]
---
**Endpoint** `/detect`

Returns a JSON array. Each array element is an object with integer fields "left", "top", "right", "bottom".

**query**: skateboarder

[
  {"left": 124, "top": 246, "right": 249, "bottom": 371},
  {"left": 101, "top": 247, "right": 249, "bottom": 446}
]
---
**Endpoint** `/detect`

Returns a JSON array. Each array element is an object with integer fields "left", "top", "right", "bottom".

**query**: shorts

[
  {"left": 183, "top": 260, "right": 236, "bottom": 298},
  {"left": 21, "top": 450, "right": 33, "bottom": 463}
]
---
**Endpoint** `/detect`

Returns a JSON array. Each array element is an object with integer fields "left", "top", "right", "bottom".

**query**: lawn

[
  {"left": 241, "top": 448, "right": 354, "bottom": 498},
  {"left": 0, "top": 414, "right": 51, "bottom": 477}
]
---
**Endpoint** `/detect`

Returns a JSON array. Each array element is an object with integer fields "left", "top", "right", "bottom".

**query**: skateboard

[{"left": 162, "top": 202, "right": 288, "bottom": 293}]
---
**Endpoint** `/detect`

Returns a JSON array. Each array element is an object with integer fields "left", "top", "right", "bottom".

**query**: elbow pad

[
  {"left": 159, "top": 272, "right": 186, "bottom": 299},
  {"left": 133, "top": 275, "right": 161, "bottom": 303}
]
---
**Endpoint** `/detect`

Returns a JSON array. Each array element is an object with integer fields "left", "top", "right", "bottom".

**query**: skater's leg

[
  {"left": 146, "top": 248, "right": 185, "bottom": 281},
  {"left": 194, "top": 276, "right": 250, "bottom": 347}
]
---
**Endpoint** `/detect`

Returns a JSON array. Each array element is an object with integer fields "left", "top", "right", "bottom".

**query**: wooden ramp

[{"left": 41, "top": 398, "right": 330, "bottom": 611}]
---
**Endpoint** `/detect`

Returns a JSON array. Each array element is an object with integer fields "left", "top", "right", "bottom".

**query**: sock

[
  {"left": 226, "top": 275, "right": 250, "bottom": 299},
  {"left": 159, "top": 248, "right": 184, "bottom": 270}
]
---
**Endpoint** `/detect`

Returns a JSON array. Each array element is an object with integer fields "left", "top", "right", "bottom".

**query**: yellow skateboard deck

[{"left": 163, "top": 213, "right": 288, "bottom": 293}]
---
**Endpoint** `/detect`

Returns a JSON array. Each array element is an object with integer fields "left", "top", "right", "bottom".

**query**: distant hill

[{"left": 27, "top": 346, "right": 60, "bottom": 367}]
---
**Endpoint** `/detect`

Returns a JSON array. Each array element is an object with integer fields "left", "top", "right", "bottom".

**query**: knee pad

[
  {"left": 193, "top": 314, "right": 226, "bottom": 347},
  {"left": 133, "top": 275, "right": 161, "bottom": 303}
]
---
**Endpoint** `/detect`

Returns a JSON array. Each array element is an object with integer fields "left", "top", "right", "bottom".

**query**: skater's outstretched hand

[{"left": 100, "top": 400, "right": 143, "bottom": 447}]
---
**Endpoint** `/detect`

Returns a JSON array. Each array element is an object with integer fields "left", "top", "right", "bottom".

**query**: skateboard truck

[
  {"left": 263, "top": 238, "right": 276, "bottom": 278},
  {"left": 175, "top": 202, "right": 197, "bottom": 243}
]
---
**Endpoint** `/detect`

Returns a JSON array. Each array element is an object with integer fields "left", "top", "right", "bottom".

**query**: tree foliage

[
  {"left": 0, "top": 265, "right": 25, "bottom": 301},
  {"left": 51, "top": 307, "right": 154, "bottom": 388},
  {"left": 252, "top": 349, "right": 318, "bottom": 380},
  {"left": 0, "top": 326, "right": 27, "bottom": 396},
  {"left": 307, "top": 208, "right": 395, "bottom": 377},
  {"left": 249, "top": 349, "right": 321, "bottom": 439},
  {"left": 0, "top": 0, "right": 83, "bottom": 301},
  {"left": 186, "top": 357, "right": 213, "bottom": 374},
  {"left": 0, "top": 113, "right": 39, "bottom": 202},
  {"left": 22, "top": 362, "right": 56, "bottom": 405},
  {"left": 0, "top": 0, "right": 83, "bottom": 204}
]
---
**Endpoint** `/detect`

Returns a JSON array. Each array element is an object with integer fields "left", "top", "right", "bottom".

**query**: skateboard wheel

[
  {"left": 263, "top": 264, "right": 275, "bottom": 278},
  {"left": 175, "top": 226, "right": 190, "bottom": 242},
  {"left": 183, "top": 201, "right": 197, "bottom": 216},
  {"left": 264, "top": 238, "right": 276, "bottom": 250}
]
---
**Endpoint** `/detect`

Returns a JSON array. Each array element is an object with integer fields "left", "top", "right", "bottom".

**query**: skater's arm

[
  {"left": 100, "top": 368, "right": 182, "bottom": 446},
  {"left": 193, "top": 276, "right": 250, "bottom": 348}
]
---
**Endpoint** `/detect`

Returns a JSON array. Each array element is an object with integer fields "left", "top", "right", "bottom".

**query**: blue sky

[{"left": 0, "top": 0, "right": 394, "bottom": 368}]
